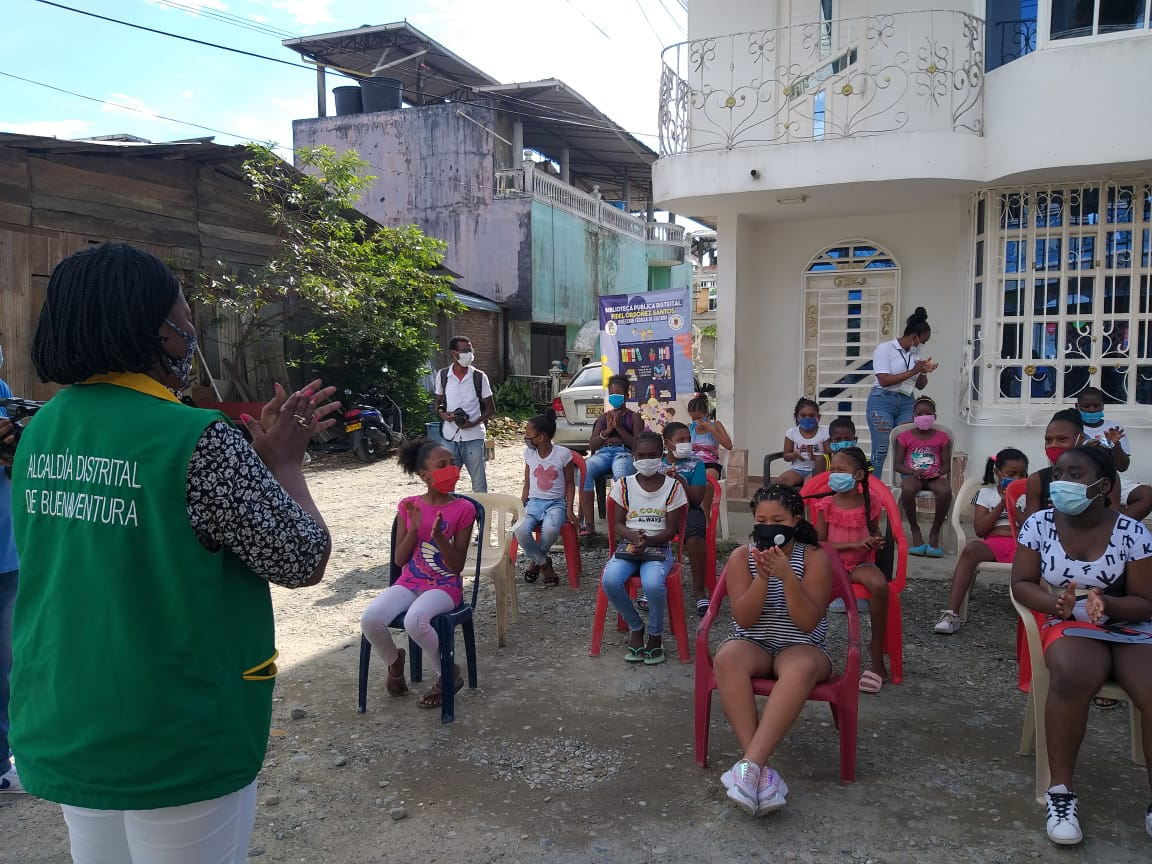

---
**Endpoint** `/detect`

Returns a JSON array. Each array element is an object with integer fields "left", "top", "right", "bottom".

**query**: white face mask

[
  {"left": 456, "top": 351, "right": 474, "bottom": 368},
  {"left": 673, "top": 442, "right": 693, "bottom": 459},
  {"left": 633, "top": 458, "right": 664, "bottom": 477}
]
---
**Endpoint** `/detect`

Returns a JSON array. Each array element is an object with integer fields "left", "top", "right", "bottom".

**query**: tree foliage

[{"left": 191, "top": 144, "right": 460, "bottom": 422}]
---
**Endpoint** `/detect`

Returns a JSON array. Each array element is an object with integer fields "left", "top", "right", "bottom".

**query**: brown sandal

[
  {"left": 386, "top": 648, "right": 408, "bottom": 697},
  {"left": 417, "top": 669, "right": 464, "bottom": 709},
  {"left": 541, "top": 559, "right": 559, "bottom": 586}
]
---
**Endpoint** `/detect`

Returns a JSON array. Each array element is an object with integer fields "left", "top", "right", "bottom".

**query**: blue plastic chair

[{"left": 357, "top": 495, "right": 483, "bottom": 724}]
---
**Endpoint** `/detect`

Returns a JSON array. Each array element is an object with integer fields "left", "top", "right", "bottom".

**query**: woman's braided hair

[{"left": 32, "top": 243, "right": 181, "bottom": 384}]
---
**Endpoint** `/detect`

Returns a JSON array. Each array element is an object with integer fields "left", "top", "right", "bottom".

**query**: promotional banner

[{"left": 599, "top": 288, "right": 694, "bottom": 433}]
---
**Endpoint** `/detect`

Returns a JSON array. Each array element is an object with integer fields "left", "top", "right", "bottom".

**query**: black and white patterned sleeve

[{"left": 186, "top": 422, "right": 329, "bottom": 588}]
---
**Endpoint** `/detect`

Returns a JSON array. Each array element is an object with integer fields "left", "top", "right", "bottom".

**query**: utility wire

[
  {"left": 655, "top": 0, "right": 685, "bottom": 33},
  {"left": 559, "top": 0, "right": 612, "bottom": 40},
  {"left": 631, "top": 0, "right": 665, "bottom": 48},
  {"left": 150, "top": 0, "right": 300, "bottom": 40}
]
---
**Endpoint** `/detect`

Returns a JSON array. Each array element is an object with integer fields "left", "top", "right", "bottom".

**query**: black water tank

[
  {"left": 333, "top": 86, "right": 363, "bottom": 116},
  {"left": 360, "top": 77, "right": 403, "bottom": 112}
]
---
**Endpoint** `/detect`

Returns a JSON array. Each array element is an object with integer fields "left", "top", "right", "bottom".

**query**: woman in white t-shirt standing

[
  {"left": 514, "top": 409, "right": 576, "bottom": 586},
  {"left": 601, "top": 431, "right": 688, "bottom": 666},
  {"left": 1011, "top": 445, "right": 1152, "bottom": 846},
  {"left": 865, "top": 307, "right": 937, "bottom": 476}
]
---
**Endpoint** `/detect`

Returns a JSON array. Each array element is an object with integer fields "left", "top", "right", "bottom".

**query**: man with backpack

[{"left": 435, "top": 337, "right": 495, "bottom": 492}]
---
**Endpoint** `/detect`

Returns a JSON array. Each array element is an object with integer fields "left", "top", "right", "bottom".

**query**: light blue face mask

[
  {"left": 828, "top": 472, "right": 857, "bottom": 493},
  {"left": 1049, "top": 479, "right": 1102, "bottom": 516},
  {"left": 1079, "top": 409, "right": 1104, "bottom": 425},
  {"left": 829, "top": 439, "right": 857, "bottom": 453},
  {"left": 608, "top": 394, "right": 626, "bottom": 410}
]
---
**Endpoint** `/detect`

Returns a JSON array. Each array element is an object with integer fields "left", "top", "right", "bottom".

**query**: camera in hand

[
  {"left": 453, "top": 407, "right": 469, "bottom": 426},
  {"left": 0, "top": 397, "right": 46, "bottom": 462}
]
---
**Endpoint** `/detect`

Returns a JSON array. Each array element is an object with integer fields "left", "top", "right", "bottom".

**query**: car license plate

[
  {"left": 345, "top": 421, "right": 363, "bottom": 432},
  {"left": 585, "top": 404, "right": 603, "bottom": 417}
]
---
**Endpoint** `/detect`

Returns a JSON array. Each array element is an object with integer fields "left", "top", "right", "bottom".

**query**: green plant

[
  {"left": 493, "top": 379, "right": 538, "bottom": 419},
  {"left": 700, "top": 324, "right": 718, "bottom": 339}
]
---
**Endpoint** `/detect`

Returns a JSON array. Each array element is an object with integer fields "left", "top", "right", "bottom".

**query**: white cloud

[
  {"left": 101, "top": 93, "right": 160, "bottom": 119},
  {"left": 182, "top": 89, "right": 195, "bottom": 99},
  {"left": 271, "top": 0, "right": 332, "bottom": 28},
  {"left": 0, "top": 119, "right": 94, "bottom": 139},
  {"left": 249, "top": 14, "right": 267, "bottom": 23}
]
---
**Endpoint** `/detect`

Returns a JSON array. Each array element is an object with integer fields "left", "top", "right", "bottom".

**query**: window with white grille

[{"left": 966, "top": 181, "right": 1152, "bottom": 420}]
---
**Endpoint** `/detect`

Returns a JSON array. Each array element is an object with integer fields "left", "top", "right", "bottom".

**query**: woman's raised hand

[
  {"left": 1054, "top": 582, "right": 1078, "bottom": 620},
  {"left": 243, "top": 388, "right": 336, "bottom": 470},
  {"left": 258, "top": 380, "right": 339, "bottom": 434}
]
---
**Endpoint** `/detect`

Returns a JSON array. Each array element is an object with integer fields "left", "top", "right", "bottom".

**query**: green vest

[{"left": 11, "top": 378, "right": 276, "bottom": 809}]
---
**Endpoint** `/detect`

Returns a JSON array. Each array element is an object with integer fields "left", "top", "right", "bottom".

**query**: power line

[
  {"left": 655, "top": 0, "right": 685, "bottom": 33},
  {"left": 632, "top": 0, "right": 665, "bottom": 48},
  {"left": 150, "top": 0, "right": 300, "bottom": 40},
  {"left": 559, "top": 0, "right": 612, "bottom": 40}
]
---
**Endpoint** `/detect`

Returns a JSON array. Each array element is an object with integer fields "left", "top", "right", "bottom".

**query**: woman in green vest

[{"left": 9, "top": 243, "right": 335, "bottom": 863}]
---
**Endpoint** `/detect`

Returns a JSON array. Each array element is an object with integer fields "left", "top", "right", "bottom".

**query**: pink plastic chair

[
  {"left": 704, "top": 475, "right": 722, "bottom": 595},
  {"left": 694, "top": 557, "right": 862, "bottom": 784}
]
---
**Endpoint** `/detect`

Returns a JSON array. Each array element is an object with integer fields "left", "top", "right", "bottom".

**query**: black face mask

[{"left": 752, "top": 523, "right": 796, "bottom": 551}]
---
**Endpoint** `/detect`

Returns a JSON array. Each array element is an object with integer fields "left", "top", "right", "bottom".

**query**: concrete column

[
  {"left": 511, "top": 120, "right": 523, "bottom": 163},
  {"left": 668, "top": 212, "right": 677, "bottom": 224},
  {"left": 646, "top": 202, "right": 655, "bottom": 222},
  {"left": 715, "top": 213, "right": 740, "bottom": 454},
  {"left": 316, "top": 64, "right": 327, "bottom": 118},
  {"left": 622, "top": 179, "right": 633, "bottom": 212},
  {"left": 559, "top": 146, "right": 570, "bottom": 184}
]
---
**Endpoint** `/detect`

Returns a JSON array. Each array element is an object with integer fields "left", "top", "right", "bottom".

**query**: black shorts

[
  {"left": 703, "top": 462, "right": 723, "bottom": 478},
  {"left": 685, "top": 505, "right": 707, "bottom": 539}
]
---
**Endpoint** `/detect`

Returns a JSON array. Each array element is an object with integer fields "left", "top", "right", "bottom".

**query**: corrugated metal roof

[{"left": 0, "top": 132, "right": 248, "bottom": 162}]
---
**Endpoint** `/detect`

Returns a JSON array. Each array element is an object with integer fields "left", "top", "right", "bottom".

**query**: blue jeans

[
  {"left": 445, "top": 437, "right": 487, "bottom": 493},
  {"left": 866, "top": 388, "right": 915, "bottom": 477},
  {"left": 514, "top": 498, "right": 568, "bottom": 565},
  {"left": 601, "top": 555, "right": 671, "bottom": 637},
  {"left": 0, "top": 569, "right": 16, "bottom": 764},
  {"left": 582, "top": 445, "right": 633, "bottom": 491}
]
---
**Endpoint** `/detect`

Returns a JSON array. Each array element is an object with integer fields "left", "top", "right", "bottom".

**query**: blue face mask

[
  {"left": 829, "top": 439, "right": 857, "bottom": 453},
  {"left": 608, "top": 394, "right": 626, "bottom": 410},
  {"left": 1079, "top": 409, "right": 1104, "bottom": 425},
  {"left": 1049, "top": 479, "right": 1101, "bottom": 516},
  {"left": 828, "top": 472, "right": 857, "bottom": 493},
  {"left": 798, "top": 417, "right": 819, "bottom": 432},
  {"left": 998, "top": 476, "right": 1013, "bottom": 491}
]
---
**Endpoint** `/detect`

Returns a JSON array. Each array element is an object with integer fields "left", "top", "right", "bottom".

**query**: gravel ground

[{"left": 2, "top": 441, "right": 1150, "bottom": 863}]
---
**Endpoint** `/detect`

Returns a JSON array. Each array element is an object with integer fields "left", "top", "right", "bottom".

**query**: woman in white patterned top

[{"left": 1011, "top": 445, "right": 1152, "bottom": 847}]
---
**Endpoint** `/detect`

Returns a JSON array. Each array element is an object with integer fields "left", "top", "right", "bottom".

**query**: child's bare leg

[
  {"left": 744, "top": 646, "right": 831, "bottom": 765},
  {"left": 714, "top": 639, "right": 775, "bottom": 753},
  {"left": 853, "top": 564, "right": 889, "bottom": 678},
  {"left": 686, "top": 535, "right": 708, "bottom": 603},
  {"left": 899, "top": 476, "right": 924, "bottom": 546},
  {"left": 926, "top": 476, "right": 952, "bottom": 549},
  {"left": 777, "top": 469, "right": 804, "bottom": 488},
  {"left": 579, "top": 489, "right": 596, "bottom": 532},
  {"left": 945, "top": 540, "right": 995, "bottom": 615}
]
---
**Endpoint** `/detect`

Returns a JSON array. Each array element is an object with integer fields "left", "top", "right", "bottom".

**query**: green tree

[{"left": 192, "top": 144, "right": 460, "bottom": 424}]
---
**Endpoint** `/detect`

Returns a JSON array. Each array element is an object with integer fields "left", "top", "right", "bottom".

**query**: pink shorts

[{"left": 981, "top": 534, "right": 1016, "bottom": 564}]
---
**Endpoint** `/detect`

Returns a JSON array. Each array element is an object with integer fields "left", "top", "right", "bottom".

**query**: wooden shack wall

[{"left": 0, "top": 146, "right": 284, "bottom": 401}]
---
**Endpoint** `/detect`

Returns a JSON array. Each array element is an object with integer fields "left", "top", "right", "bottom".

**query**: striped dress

[{"left": 730, "top": 542, "right": 829, "bottom": 656}]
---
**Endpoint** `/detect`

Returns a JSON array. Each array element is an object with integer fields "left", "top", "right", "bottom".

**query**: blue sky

[{"left": 3, "top": 0, "right": 685, "bottom": 156}]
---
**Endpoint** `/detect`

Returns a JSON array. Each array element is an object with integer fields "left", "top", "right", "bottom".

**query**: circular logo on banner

[
  {"left": 668, "top": 314, "right": 685, "bottom": 331},
  {"left": 605, "top": 320, "right": 618, "bottom": 336}
]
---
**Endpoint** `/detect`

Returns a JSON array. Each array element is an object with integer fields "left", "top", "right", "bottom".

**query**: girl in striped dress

[{"left": 714, "top": 484, "right": 832, "bottom": 817}]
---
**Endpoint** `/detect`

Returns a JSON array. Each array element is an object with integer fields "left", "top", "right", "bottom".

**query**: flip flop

[
  {"left": 925, "top": 546, "right": 944, "bottom": 558},
  {"left": 625, "top": 645, "right": 646, "bottom": 663},
  {"left": 578, "top": 525, "right": 595, "bottom": 538},
  {"left": 858, "top": 670, "right": 884, "bottom": 694},
  {"left": 523, "top": 562, "right": 541, "bottom": 583},
  {"left": 417, "top": 673, "right": 464, "bottom": 709},
  {"left": 1093, "top": 696, "right": 1119, "bottom": 710},
  {"left": 385, "top": 648, "right": 407, "bottom": 697},
  {"left": 643, "top": 646, "right": 666, "bottom": 666},
  {"left": 908, "top": 544, "right": 929, "bottom": 557},
  {"left": 696, "top": 598, "right": 710, "bottom": 617}
]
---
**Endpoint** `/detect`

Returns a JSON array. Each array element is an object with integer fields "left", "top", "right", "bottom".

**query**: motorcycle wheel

[{"left": 353, "top": 428, "right": 390, "bottom": 463}]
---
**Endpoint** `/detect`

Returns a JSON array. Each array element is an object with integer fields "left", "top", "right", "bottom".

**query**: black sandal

[
  {"left": 524, "top": 561, "right": 541, "bottom": 583},
  {"left": 541, "top": 559, "right": 559, "bottom": 586}
]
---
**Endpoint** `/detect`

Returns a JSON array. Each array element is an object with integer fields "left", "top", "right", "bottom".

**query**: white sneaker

[
  {"left": 755, "top": 767, "right": 789, "bottom": 816},
  {"left": 934, "top": 610, "right": 961, "bottom": 635},
  {"left": 1045, "top": 787, "right": 1082, "bottom": 845},
  {"left": 720, "top": 759, "right": 740, "bottom": 790},
  {"left": 0, "top": 764, "right": 26, "bottom": 794},
  {"left": 725, "top": 759, "right": 760, "bottom": 815},
  {"left": 828, "top": 597, "right": 846, "bottom": 613}
]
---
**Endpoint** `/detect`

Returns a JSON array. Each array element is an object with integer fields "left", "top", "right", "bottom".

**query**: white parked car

[{"left": 550, "top": 362, "right": 605, "bottom": 451}]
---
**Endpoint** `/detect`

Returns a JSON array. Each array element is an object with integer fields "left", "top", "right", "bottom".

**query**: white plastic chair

[
  {"left": 949, "top": 476, "right": 1013, "bottom": 621},
  {"left": 1010, "top": 588, "right": 1146, "bottom": 804},
  {"left": 467, "top": 493, "right": 525, "bottom": 648},
  {"left": 717, "top": 448, "right": 731, "bottom": 540}
]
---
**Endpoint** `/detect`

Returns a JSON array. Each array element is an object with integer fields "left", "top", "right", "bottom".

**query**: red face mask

[
  {"left": 1045, "top": 445, "right": 1067, "bottom": 465},
  {"left": 430, "top": 465, "right": 461, "bottom": 494}
]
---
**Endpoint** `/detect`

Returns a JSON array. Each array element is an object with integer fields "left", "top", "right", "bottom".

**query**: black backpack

[{"left": 439, "top": 367, "right": 485, "bottom": 405}]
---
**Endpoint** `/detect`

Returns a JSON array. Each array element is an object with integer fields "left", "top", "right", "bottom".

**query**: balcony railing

[
  {"left": 995, "top": 17, "right": 1037, "bottom": 66},
  {"left": 645, "top": 222, "right": 686, "bottom": 243},
  {"left": 658, "top": 10, "right": 984, "bottom": 157},
  {"left": 496, "top": 167, "right": 659, "bottom": 243}
]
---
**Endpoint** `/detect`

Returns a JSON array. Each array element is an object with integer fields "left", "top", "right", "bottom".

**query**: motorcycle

[{"left": 341, "top": 386, "right": 404, "bottom": 463}]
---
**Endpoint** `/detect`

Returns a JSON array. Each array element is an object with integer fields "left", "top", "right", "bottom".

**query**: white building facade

[{"left": 654, "top": 0, "right": 1152, "bottom": 480}]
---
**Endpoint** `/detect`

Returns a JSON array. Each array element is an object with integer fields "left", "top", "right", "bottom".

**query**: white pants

[
  {"left": 61, "top": 781, "right": 257, "bottom": 864},
  {"left": 360, "top": 585, "right": 456, "bottom": 664}
]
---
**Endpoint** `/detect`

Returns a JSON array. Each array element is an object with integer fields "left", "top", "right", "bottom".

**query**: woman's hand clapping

[{"left": 1054, "top": 582, "right": 1078, "bottom": 620}]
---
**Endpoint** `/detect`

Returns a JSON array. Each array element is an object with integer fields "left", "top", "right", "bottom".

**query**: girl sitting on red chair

[
  {"left": 809, "top": 447, "right": 890, "bottom": 693},
  {"left": 713, "top": 484, "right": 832, "bottom": 817}
]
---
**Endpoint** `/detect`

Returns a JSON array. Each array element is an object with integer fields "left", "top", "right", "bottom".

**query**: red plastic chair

[
  {"left": 508, "top": 451, "right": 586, "bottom": 589},
  {"left": 1004, "top": 478, "right": 1031, "bottom": 692},
  {"left": 800, "top": 472, "right": 909, "bottom": 684},
  {"left": 704, "top": 475, "right": 722, "bottom": 595},
  {"left": 589, "top": 496, "right": 691, "bottom": 663},
  {"left": 694, "top": 556, "right": 862, "bottom": 784}
]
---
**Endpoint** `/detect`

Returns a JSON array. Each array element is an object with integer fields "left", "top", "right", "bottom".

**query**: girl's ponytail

[{"left": 794, "top": 517, "right": 820, "bottom": 547}]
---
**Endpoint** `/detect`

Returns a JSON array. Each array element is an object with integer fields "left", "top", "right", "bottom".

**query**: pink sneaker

[
  {"left": 755, "top": 767, "right": 788, "bottom": 816},
  {"left": 725, "top": 760, "right": 760, "bottom": 814}
]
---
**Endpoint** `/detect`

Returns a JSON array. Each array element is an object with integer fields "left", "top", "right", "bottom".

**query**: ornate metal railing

[
  {"left": 494, "top": 167, "right": 663, "bottom": 243},
  {"left": 658, "top": 10, "right": 984, "bottom": 156},
  {"left": 995, "top": 17, "right": 1037, "bottom": 66}
]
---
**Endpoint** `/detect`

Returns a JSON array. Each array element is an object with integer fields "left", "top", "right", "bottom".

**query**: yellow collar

[{"left": 81, "top": 373, "right": 181, "bottom": 404}]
